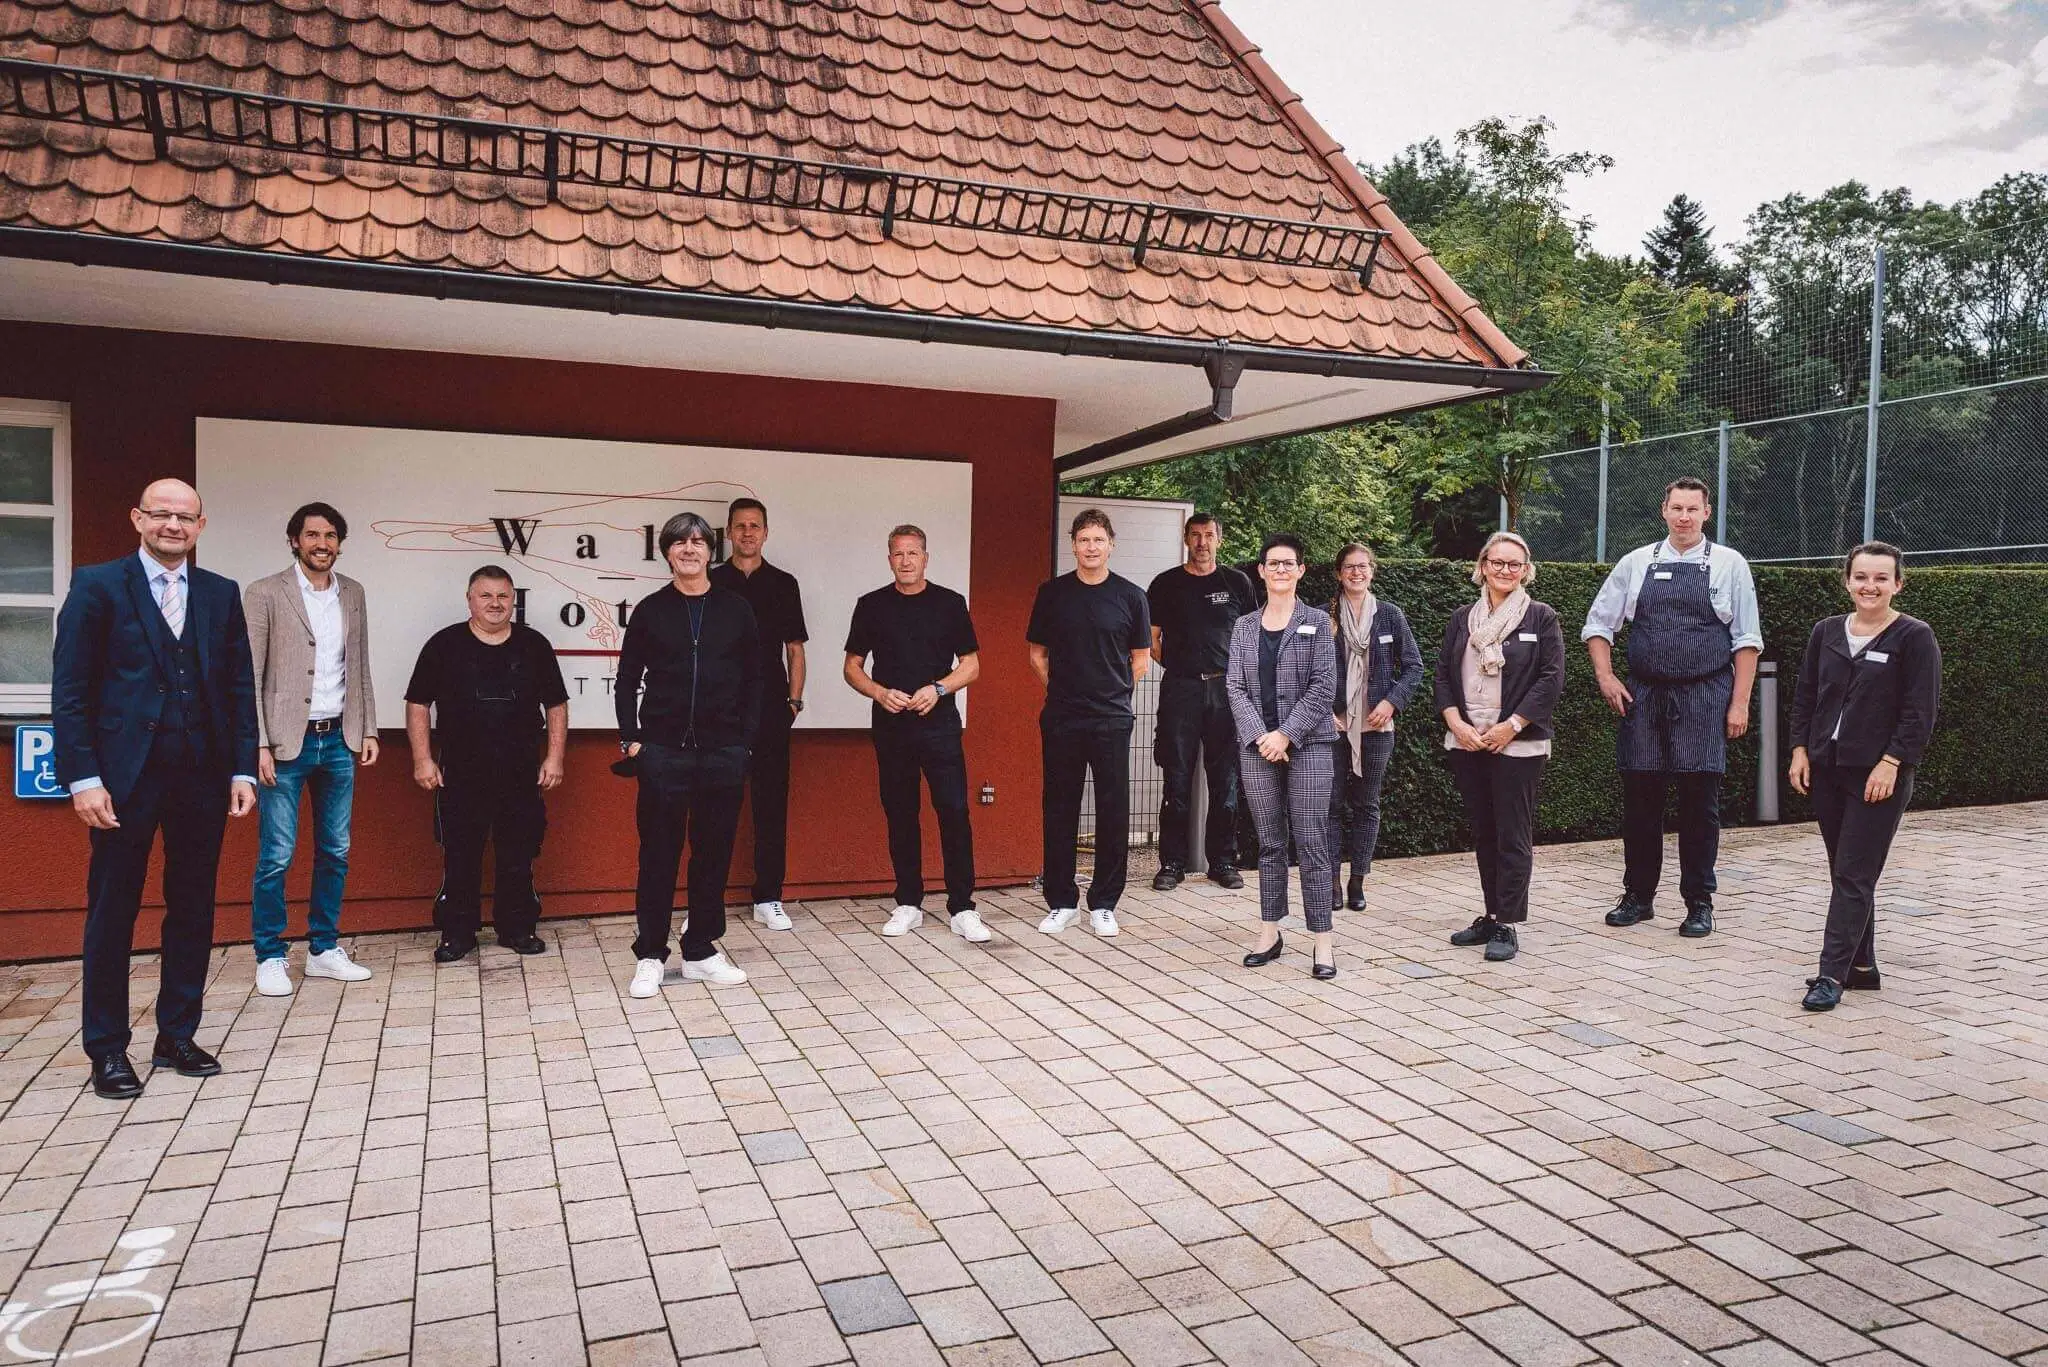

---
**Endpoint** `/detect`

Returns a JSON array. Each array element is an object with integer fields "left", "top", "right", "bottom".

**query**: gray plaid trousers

[{"left": 1238, "top": 739, "right": 1338, "bottom": 932}]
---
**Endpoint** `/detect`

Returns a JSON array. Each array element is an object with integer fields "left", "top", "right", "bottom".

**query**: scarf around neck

[
  {"left": 1467, "top": 588, "right": 1531, "bottom": 677},
  {"left": 1336, "top": 592, "right": 1378, "bottom": 774}
]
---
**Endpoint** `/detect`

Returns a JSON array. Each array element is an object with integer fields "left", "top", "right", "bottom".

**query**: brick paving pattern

[{"left": 0, "top": 802, "right": 2041, "bottom": 1366}]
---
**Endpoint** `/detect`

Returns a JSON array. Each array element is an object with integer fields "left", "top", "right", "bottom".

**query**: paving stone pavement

[{"left": 0, "top": 802, "right": 2042, "bottom": 1366}]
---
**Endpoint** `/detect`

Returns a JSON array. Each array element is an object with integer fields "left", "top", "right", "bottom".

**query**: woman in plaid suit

[{"left": 1227, "top": 533, "right": 1341, "bottom": 979}]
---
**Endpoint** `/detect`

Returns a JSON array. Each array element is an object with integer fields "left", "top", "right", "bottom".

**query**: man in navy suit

[{"left": 52, "top": 478, "right": 260, "bottom": 1099}]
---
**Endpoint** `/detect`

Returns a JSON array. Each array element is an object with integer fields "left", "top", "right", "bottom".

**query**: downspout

[{"left": 1052, "top": 351, "right": 1250, "bottom": 475}]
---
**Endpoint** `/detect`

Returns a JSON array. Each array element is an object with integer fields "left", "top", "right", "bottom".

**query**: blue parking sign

[{"left": 14, "top": 725, "right": 63, "bottom": 799}]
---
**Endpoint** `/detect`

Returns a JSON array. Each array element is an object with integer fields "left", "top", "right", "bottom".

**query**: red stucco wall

[{"left": 0, "top": 319, "right": 1056, "bottom": 960}]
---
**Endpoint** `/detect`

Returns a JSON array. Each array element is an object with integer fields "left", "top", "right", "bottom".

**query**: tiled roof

[{"left": 0, "top": 0, "right": 1525, "bottom": 368}]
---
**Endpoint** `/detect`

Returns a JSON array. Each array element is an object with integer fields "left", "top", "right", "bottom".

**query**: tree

[{"left": 1644, "top": 194, "right": 1725, "bottom": 290}]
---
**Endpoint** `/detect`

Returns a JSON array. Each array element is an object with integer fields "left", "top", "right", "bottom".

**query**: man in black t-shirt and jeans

[
  {"left": 1027, "top": 508, "right": 1151, "bottom": 937},
  {"left": 845, "top": 525, "right": 987, "bottom": 943},
  {"left": 1147, "top": 512, "right": 1255, "bottom": 892},
  {"left": 405, "top": 564, "right": 569, "bottom": 962},
  {"left": 710, "top": 498, "right": 808, "bottom": 934}
]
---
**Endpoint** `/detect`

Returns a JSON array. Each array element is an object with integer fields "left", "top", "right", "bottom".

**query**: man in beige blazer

[{"left": 245, "top": 502, "right": 378, "bottom": 996}]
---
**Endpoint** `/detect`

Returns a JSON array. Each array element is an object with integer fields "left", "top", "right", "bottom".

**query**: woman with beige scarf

[
  {"left": 1326, "top": 544, "right": 1424, "bottom": 911},
  {"left": 1434, "top": 532, "right": 1567, "bottom": 963}
]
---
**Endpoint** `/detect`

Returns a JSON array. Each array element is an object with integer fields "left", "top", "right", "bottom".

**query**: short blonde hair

[{"left": 1471, "top": 531, "right": 1537, "bottom": 586}]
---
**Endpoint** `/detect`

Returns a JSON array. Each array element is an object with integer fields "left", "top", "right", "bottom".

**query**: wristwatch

[
  {"left": 934, "top": 683, "right": 949, "bottom": 699},
  {"left": 788, "top": 698, "right": 804, "bottom": 714}
]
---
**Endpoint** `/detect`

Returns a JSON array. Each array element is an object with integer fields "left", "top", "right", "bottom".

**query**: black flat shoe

[
  {"left": 1802, "top": 977, "right": 1842, "bottom": 1011},
  {"left": 1242, "top": 933, "right": 1284, "bottom": 967},
  {"left": 434, "top": 939, "right": 477, "bottom": 964},
  {"left": 1484, "top": 924, "right": 1520, "bottom": 962},
  {"left": 1208, "top": 866, "right": 1244, "bottom": 890},
  {"left": 1678, "top": 901, "right": 1714, "bottom": 938},
  {"left": 90, "top": 1053, "right": 143, "bottom": 1100},
  {"left": 500, "top": 933, "right": 548, "bottom": 956},
  {"left": 1152, "top": 866, "right": 1183, "bottom": 892},
  {"left": 1845, "top": 965, "right": 1881, "bottom": 990},
  {"left": 1604, "top": 895, "right": 1654, "bottom": 927},
  {"left": 150, "top": 1037, "right": 221, "bottom": 1078},
  {"left": 1311, "top": 957, "right": 1337, "bottom": 980},
  {"left": 1344, "top": 876, "right": 1366, "bottom": 912},
  {"left": 1449, "top": 915, "right": 1496, "bottom": 947}
]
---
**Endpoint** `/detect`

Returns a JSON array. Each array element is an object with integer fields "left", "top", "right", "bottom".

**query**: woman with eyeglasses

[
  {"left": 1326, "top": 543, "right": 1424, "bottom": 912},
  {"left": 1787, "top": 542, "right": 1940, "bottom": 1012},
  {"left": 1226, "top": 533, "right": 1341, "bottom": 978},
  {"left": 1437, "top": 532, "right": 1566, "bottom": 962}
]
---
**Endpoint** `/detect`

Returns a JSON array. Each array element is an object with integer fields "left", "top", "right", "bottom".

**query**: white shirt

[
  {"left": 297, "top": 565, "right": 346, "bottom": 721},
  {"left": 1580, "top": 538, "right": 1763, "bottom": 653}
]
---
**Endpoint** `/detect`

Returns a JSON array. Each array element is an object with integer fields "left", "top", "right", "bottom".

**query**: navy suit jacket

[{"left": 52, "top": 554, "right": 260, "bottom": 804}]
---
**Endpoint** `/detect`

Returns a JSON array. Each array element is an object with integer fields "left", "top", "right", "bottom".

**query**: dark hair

[
  {"left": 659, "top": 511, "right": 715, "bottom": 557},
  {"left": 1259, "top": 532, "right": 1306, "bottom": 565},
  {"left": 1069, "top": 507, "right": 1115, "bottom": 539},
  {"left": 888, "top": 524, "right": 927, "bottom": 550},
  {"left": 726, "top": 497, "right": 767, "bottom": 526},
  {"left": 468, "top": 564, "right": 514, "bottom": 588},
  {"left": 287, "top": 501, "right": 348, "bottom": 542},
  {"left": 1663, "top": 477, "right": 1712, "bottom": 504},
  {"left": 1844, "top": 540, "right": 1905, "bottom": 578},
  {"left": 1184, "top": 512, "right": 1220, "bottom": 538}
]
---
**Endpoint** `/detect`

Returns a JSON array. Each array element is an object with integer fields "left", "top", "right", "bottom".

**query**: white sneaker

[
  {"left": 950, "top": 910, "right": 991, "bottom": 943},
  {"left": 753, "top": 901, "right": 793, "bottom": 932},
  {"left": 254, "top": 957, "right": 293, "bottom": 997},
  {"left": 1091, "top": 908, "right": 1120, "bottom": 937},
  {"left": 882, "top": 906, "right": 924, "bottom": 937},
  {"left": 304, "top": 947, "right": 372, "bottom": 982},
  {"left": 629, "top": 959, "right": 665, "bottom": 999},
  {"left": 680, "top": 952, "right": 749, "bottom": 986},
  {"left": 1039, "top": 908, "right": 1081, "bottom": 934}
]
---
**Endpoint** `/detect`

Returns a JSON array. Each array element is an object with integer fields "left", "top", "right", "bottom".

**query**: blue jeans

[{"left": 252, "top": 727, "right": 356, "bottom": 960}]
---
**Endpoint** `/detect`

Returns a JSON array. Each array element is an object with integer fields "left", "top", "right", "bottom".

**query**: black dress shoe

[
  {"left": 1678, "top": 901, "right": 1714, "bottom": 938},
  {"left": 1449, "top": 915, "right": 1497, "bottom": 947},
  {"left": 1484, "top": 923, "right": 1520, "bottom": 962},
  {"left": 90, "top": 1053, "right": 143, "bottom": 1100},
  {"left": 1845, "top": 964, "right": 1881, "bottom": 990},
  {"left": 1345, "top": 875, "right": 1366, "bottom": 911},
  {"left": 1242, "top": 933, "right": 1284, "bottom": 967},
  {"left": 434, "top": 939, "right": 477, "bottom": 964},
  {"left": 1311, "top": 956, "right": 1337, "bottom": 980},
  {"left": 1208, "top": 866, "right": 1244, "bottom": 890},
  {"left": 1152, "top": 866, "right": 1183, "bottom": 892},
  {"left": 500, "top": 933, "right": 548, "bottom": 956},
  {"left": 1604, "top": 895, "right": 1654, "bottom": 927},
  {"left": 150, "top": 1038, "right": 221, "bottom": 1077},
  {"left": 1802, "top": 976, "right": 1842, "bottom": 1011}
]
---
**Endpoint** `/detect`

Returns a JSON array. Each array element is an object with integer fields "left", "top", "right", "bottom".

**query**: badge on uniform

[
  {"left": 1865, "top": 650, "right": 1890, "bottom": 663},
  {"left": 1653, "top": 570, "right": 1674, "bottom": 580},
  {"left": 1296, "top": 623, "right": 1317, "bottom": 635},
  {"left": 1517, "top": 632, "right": 1538, "bottom": 642},
  {"left": 1378, "top": 634, "right": 1393, "bottom": 644}
]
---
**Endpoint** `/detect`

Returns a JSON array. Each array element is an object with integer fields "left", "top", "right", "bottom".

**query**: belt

[{"left": 307, "top": 717, "right": 343, "bottom": 734}]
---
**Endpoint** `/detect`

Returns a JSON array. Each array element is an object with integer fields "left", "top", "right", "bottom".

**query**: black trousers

[
  {"left": 1155, "top": 675, "right": 1239, "bottom": 874},
  {"left": 1330, "top": 732, "right": 1397, "bottom": 880},
  {"left": 82, "top": 748, "right": 227, "bottom": 1061},
  {"left": 1621, "top": 770, "right": 1721, "bottom": 905},
  {"left": 1448, "top": 750, "right": 1546, "bottom": 925},
  {"left": 875, "top": 721, "right": 976, "bottom": 913},
  {"left": 1812, "top": 761, "right": 1913, "bottom": 983},
  {"left": 1042, "top": 719, "right": 1131, "bottom": 912},
  {"left": 746, "top": 707, "right": 793, "bottom": 902},
  {"left": 634, "top": 743, "right": 748, "bottom": 962},
  {"left": 435, "top": 759, "right": 547, "bottom": 946}
]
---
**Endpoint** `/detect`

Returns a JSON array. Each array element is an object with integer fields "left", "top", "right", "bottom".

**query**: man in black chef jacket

[
  {"left": 1582, "top": 478, "right": 1761, "bottom": 939},
  {"left": 1146, "top": 512, "right": 1255, "bottom": 892},
  {"left": 845, "top": 525, "right": 987, "bottom": 943},
  {"left": 710, "top": 497, "right": 807, "bottom": 933}
]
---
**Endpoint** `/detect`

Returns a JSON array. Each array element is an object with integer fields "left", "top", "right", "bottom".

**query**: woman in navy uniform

[{"left": 1788, "top": 542, "right": 1940, "bottom": 1012}]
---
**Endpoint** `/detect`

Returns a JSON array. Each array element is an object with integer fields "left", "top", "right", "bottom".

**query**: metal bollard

[{"left": 1755, "top": 660, "right": 1779, "bottom": 823}]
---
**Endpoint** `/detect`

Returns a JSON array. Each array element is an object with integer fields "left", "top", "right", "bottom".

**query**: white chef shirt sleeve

[
  {"left": 1724, "top": 553, "right": 1763, "bottom": 652},
  {"left": 1580, "top": 548, "right": 1647, "bottom": 644}
]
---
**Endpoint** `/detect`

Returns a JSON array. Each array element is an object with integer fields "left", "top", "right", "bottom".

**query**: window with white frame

[{"left": 0, "top": 400, "right": 70, "bottom": 716}]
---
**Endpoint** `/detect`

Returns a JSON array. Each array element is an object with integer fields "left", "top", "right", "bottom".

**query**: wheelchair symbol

[{"left": 0, "top": 1226, "right": 174, "bottom": 1360}]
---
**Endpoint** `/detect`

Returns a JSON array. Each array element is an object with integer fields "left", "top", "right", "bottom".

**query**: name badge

[
  {"left": 1517, "top": 632, "right": 1538, "bottom": 642},
  {"left": 1653, "top": 570, "right": 1674, "bottom": 580},
  {"left": 1296, "top": 623, "right": 1317, "bottom": 636},
  {"left": 1377, "top": 634, "right": 1394, "bottom": 644},
  {"left": 1865, "top": 650, "right": 1890, "bottom": 663}
]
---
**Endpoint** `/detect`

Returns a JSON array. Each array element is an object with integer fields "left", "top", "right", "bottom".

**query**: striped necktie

[{"left": 159, "top": 572, "right": 185, "bottom": 639}]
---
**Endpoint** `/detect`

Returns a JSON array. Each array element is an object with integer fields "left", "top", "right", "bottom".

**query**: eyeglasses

[
  {"left": 1483, "top": 558, "right": 1528, "bottom": 573},
  {"left": 1340, "top": 563, "right": 1372, "bottom": 575},
  {"left": 139, "top": 509, "right": 200, "bottom": 526},
  {"left": 1263, "top": 560, "right": 1300, "bottom": 572}
]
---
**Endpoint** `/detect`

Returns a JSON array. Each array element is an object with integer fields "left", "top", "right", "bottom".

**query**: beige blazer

[{"left": 245, "top": 566, "right": 376, "bottom": 761}]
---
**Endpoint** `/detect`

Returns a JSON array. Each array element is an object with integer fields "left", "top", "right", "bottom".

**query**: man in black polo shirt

[
  {"left": 620, "top": 512, "right": 760, "bottom": 996},
  {"left": 404, "top": 564, "right": 569, "bottom": 963},
  {"left": 845, "top": 524, "right": 987, "bottom": 943},
  {"left": 1147, "top": 512, "right": 1255, "bottom": 892},
  {"left": 1027, "top": 508, "right": 1151, "bottom": 938},
  {"left": 710, "top": 497, "right": 807, "bottom": 933}
]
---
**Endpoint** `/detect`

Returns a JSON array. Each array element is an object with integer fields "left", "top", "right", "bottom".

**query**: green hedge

[{"left": 1291, "top": 559, "right": 2048, "bottom": 857}]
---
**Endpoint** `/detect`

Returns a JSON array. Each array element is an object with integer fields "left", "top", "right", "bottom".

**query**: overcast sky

[{"left": 1223, "top": 0, "right": 2048, "bottom": 258}]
